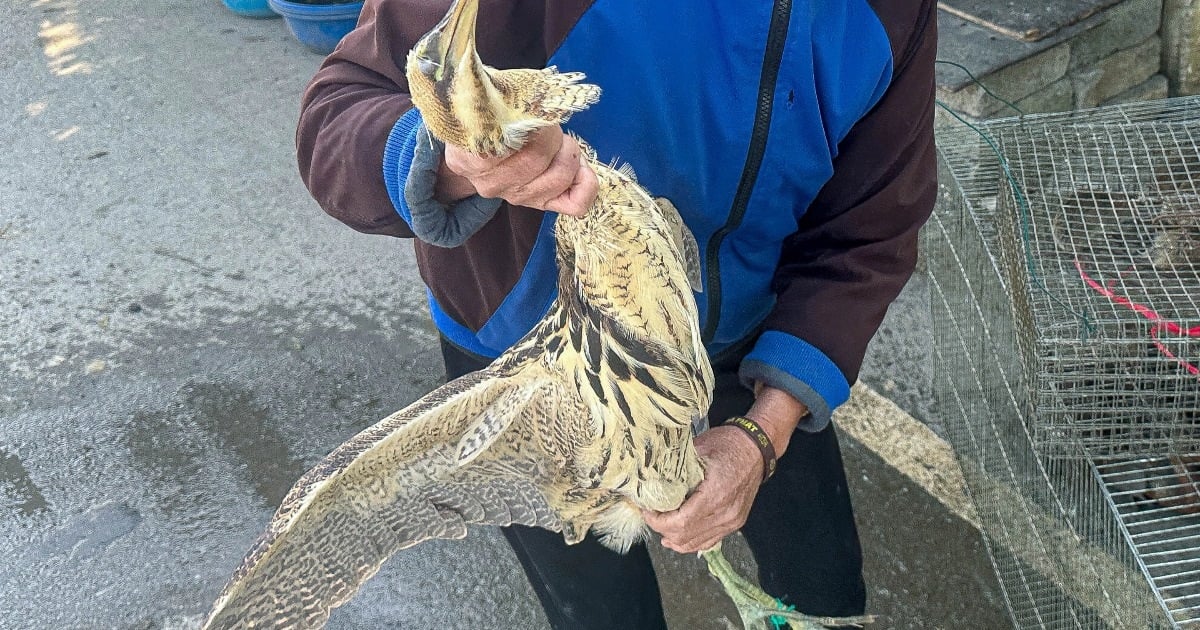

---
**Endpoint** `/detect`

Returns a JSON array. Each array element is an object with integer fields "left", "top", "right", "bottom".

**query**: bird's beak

[{"left": 432, "top": 0, "right": 479, "bottom": 80}]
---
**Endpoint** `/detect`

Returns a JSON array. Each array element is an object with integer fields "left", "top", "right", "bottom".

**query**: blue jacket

[{"left": 297, "top": 0, "right": 938, "bottom": 430}]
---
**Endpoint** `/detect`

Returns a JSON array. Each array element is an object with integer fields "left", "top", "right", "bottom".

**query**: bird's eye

[{"left": 418, "top": 56, "right": 440, "bottom": 76}]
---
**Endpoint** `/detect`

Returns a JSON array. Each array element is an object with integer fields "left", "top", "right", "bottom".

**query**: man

[{"left": 296, "top": 1, "right": 937, "bottom": 627}]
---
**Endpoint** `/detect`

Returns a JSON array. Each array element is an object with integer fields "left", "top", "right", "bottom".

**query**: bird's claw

[{"left": 698, "top": 543, "right": 875, "bottom": 630}]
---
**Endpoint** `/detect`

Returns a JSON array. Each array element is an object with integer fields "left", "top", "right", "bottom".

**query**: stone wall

[
  {"left": 937, "top": 0, "right": 1173, "bottom": 118},
  {"left": 1163, "top": 0, "right": 1200, "bottom": 94}
]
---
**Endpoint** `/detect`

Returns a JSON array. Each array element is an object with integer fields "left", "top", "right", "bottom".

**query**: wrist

[
  {"left": 724, "top": 416, "right": 776, "bottom": 483},
  {"left": 744, "top": 384, "right": 808, "bottom": 459}
]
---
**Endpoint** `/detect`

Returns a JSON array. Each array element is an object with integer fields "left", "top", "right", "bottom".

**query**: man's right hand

[{"left": 435, "top": 125, "right": 598, "bottom": 217}]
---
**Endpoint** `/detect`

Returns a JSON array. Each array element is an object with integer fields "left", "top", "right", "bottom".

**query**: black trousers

[{"left": 440, "top": 337, "right": 866, "bottom": 630}]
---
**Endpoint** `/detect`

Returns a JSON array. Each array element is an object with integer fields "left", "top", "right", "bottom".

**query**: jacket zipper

[{"left": 701, "top": 0, "right": 792, "bottom": 343}]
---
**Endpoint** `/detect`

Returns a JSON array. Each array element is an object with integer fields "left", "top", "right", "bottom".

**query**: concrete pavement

[{"left": 0, "top": 2, "right": 1007, "bottom": 628}]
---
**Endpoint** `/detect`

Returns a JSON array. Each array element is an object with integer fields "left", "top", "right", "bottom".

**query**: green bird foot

[{"left": 699, "top": 542, "right": 875, "bottom": 630}]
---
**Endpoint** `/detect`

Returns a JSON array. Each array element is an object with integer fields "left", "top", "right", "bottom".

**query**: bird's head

[{"left": 406, "top": 0, "right": 516, "bottom": 157}]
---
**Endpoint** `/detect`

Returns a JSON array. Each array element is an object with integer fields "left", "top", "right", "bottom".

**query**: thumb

[{"left": 544, "top": 157, "right": 598, "bottom": 217}]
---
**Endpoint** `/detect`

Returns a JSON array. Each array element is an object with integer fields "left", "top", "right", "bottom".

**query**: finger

[
  {"left": 662, "top": 527, "right": 724, "bottom": 554},
  {"left": 657, "top": 505, "right": 745, "bottom": 552},
  {"left": 663, "top": 517, "right": 726, "bottom": 548},
  {"left": 659, "top": 538, "right": 688, "bottom": 554},
  {"left": 505, "top": 135, "right": 581, "bottom": 209},
  {"left": 443, "top": 143, "right": 504, "bottom": 179},
  {"left": 665, "top": 539, "right": 699, "bottom": 554},
  {"left": 643, "top": 497, "right": 720, "bottom": 542},
  {"left": 686, "top": 532, "right": 729, "bottom": 555},
  {"left": 486, "top": 126, "right": 562, "bottom": 184},
  {"left": 696, "top": 535, "right": 727, "bottom": 554},
  {"left": 545, "top": 155, "right": 598, "bottom": 217},
  {"left": 675, "top": 526, "right": 734, "bottom": 554},
  {"left": 461, "top": 127, "right": 563, "bottom": 199},
  {"left": 641, "top": 508, "right": 683, "bottom": 537}
]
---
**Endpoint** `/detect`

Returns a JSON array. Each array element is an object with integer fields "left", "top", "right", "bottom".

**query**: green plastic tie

[
  {"left": 934, "top": 99, "right": 1098, "bottom": 341},
  {"left": 935, "top": 59, "right": 1025, "bottom": 116},
  {"left": 769, "top": 598, "right": 796, "bottom": 629}
]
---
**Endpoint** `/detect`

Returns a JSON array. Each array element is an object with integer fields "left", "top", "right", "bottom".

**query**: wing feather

[{"left": 202, "top": 370, "right": 562, "bottom": 630}]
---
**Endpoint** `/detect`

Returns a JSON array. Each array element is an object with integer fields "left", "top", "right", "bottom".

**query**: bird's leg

[{"left": 698, "top": 542, "right": 875, "bottom": 630}]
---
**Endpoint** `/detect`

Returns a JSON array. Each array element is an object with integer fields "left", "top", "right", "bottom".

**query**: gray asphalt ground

[{"left": 1, "top": 2, "right": 1008, "bottom": 628}]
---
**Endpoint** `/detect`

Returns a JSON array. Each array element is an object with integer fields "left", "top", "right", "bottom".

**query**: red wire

[
  {"left": 1150, "top": 325, "right": 1200, "bottom": 376},
  {"left": 1074, "top": 259, "right": 1200, "bottom": 376}
]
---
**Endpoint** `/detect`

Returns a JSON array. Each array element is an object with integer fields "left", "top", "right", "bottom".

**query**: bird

[{"left": 201, "top": 1, "right": 874, "bottom": 628}]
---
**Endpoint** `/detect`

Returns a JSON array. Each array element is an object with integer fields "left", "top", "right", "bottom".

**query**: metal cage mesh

[
  {"left": 937, "top": 99, "right": 1200, "bottom": 458},
  {"left": 927, "top": 96, "right": 1200, "bottom": 629}
]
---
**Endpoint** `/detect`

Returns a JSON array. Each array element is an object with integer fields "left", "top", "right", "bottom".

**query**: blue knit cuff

[
  {"left": 738, "top": 330, "right": 852, "bottom": 432},
  {"left": 382, "top": 109, "right": 504, "bottom": 247},
  {"left": 383, "top": 108, "right": 424, "bottom": 227}
]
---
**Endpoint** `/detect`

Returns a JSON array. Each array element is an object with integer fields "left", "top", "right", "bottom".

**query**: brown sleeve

[
  {"left": 761, "top": 0, "right": 938, "bottom": 384},
  {"left": 295, "top": 0, "right": 551, "bottom": 237}
]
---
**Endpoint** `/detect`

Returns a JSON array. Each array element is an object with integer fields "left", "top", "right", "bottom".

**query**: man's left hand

[{"left": 642, "top": 425, "right": 764, "bottom": 554}]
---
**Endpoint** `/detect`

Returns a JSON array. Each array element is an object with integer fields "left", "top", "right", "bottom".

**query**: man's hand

[
  {"left": 436, "top": 125, "right": 598, "bottom": 217},
  {"left": 642, "top": 425, "right": 764, "bottom": 553},
  {"left": 643, "top": 385, "right": 809, "bottom": 553}
]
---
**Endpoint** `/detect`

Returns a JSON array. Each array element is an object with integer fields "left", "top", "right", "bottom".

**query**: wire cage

[
  {"left": 937, "top": 98, "right": 1200, "bottom": 458},
  {"left": 927, "top": 96, "right": 1200, "bottom": 629}
]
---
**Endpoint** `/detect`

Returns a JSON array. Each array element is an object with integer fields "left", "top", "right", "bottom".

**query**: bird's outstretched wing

[{"left": 202, "top": 369, "right": 563, "bottom": 630}]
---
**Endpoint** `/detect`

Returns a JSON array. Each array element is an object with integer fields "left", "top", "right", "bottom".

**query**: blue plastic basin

[
  {"left": 267, "top": 0, "right": 364, "bottom": 55},
  {"left": 221, "top": 0, "right": 278, "bottom": 19}
]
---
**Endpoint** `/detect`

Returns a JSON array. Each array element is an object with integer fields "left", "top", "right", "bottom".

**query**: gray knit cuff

[{"left": 403, "top": 124, "right": 503, "bottom": 248}]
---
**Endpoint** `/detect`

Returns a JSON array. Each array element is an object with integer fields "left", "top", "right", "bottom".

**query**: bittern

[{"left": 201, "top": 1, "right": 874, "bottom": 628}]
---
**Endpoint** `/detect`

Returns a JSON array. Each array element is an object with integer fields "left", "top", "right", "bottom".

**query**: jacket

[{"left": 296, "top": 0, "right": 938, "bottom": 431}]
